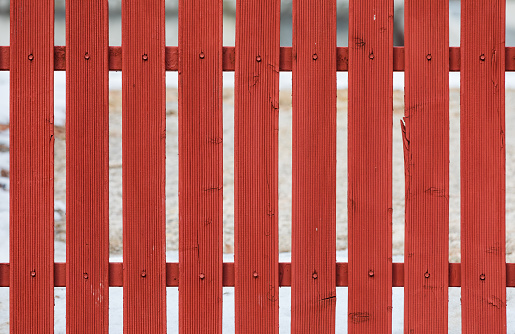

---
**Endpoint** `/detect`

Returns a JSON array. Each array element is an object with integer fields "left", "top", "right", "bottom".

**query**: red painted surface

[
  {"left": 4, "top": 46, "right": 515, "bottom": 72},
  {"left": 461, "top": 0, "right": 506, "bottom": 332},
  {"left": 403, "top": 1, "right": 449, "bottom": 332},
  {"left": 234, "top": 0, "right": 280, "bottom": 332},
  {"left": 291, "top": 0, "right": 336, "bottom": 331},
  {"left": 6, "top": 262, "right": 515, "bottom": 288},
  {"left": 65, "top": 0, "right": 109, "bottom": 332},
  {"left": 9, "top": 0, "right": 55, "bottom": 332},
  {"left": 178, "top": 0, "right": 223, "bottom": 332},
  {"left": 4, "top": 2, "right": 513, "bottom": 332},
  {"left": 122, "top": 0, "right": 167, "bottom": 332},
  {"left": 348, "top": 0, "right": 393, "bottom": 332}
]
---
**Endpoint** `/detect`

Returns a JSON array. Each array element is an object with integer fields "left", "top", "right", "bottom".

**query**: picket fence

[{"left": 0, "top": 0, "right": 514, "bottom": 332}]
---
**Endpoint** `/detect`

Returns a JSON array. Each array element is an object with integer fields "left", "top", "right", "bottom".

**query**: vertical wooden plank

[
  {"left": 291, "top": 0, "right": 336, "bottom": 331},
  {"left": 178, "top": 0, "right": 223, "bottom": 332},
  {"left": 347, "top": 0, "right": 393, "bottom": 332},
  {"left": 9, "top": 0, "right": 54, "bottom": 332},
  {"left": 461, "top": 0, "right": 506, "bottom": 332},
  {"left": 122, "top": 0, "right": 167, "bottom": 332},
  {"left": 403, "top": 0, "right": 449, "bottom": 332},
  {"left": 65, "top": 0, "right": 109, "bottom": 332},
  {"left": 234, "top": 0, "right": 280, "bottom": 331}
]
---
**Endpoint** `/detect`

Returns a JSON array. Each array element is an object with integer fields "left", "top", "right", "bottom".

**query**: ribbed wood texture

[
  {"left": 403, "top": 0, "right": 449, "bottom": 332},
  {"left": 348, "top": 0, "right": 393, "bottom": 332},
  {"left": 122, "top": 0, "right": 167, "bottom": 332},
  {"left": 178, "top": 0, "right": 223, "bottom": 332},
  {"left": 291, "top": 0, "right": 336, "bottom": 332},
  {"left": 234, "top": 0, "right": 280, "bottom": 332},
  {"left": 9, "top": 0, "right": 55, "bottom": 332},
  {"left": 65, "top": 0, "right": 109, "bottom": 332},
  {"left": 3, "top": 46, "right": 515, "bottom": 72},
  {"left": 6, "top": 261, "right": 515, "bottom": 288},
  {"left": 461, "top": 0, "right": 506, "bottom": 332}
]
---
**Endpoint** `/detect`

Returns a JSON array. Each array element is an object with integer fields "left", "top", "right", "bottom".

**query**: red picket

[
  {"left": 403, "top": 0, "right": 449, "bottom": 332},
  {"left": 178, "top": 0, "right": 223, "bottom": 332},
  {"left": 348, "top": 0, "right": 393, "bottom": 332},
  {"left": 291, "top": 0, "right": 336, "bottom": 331},
  {"left": 65, "top": 0, "right": 110, "bottom": 331},
  {"left": 234, "top": 0, "right": 281, "bottom": 331},
  {"left": 461, "top": 0, "right": 506, "bottom": 331},
  {"left": 122, "top": 0, "right": 167, "bottom": 332},
  {"left": 9, "top": 0, "right": 55, "bottom": 332}
]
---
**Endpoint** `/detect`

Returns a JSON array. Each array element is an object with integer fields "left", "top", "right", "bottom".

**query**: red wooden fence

[
  {"left": 234, "top": 0, "right": 280, "bottom": 332},
  {"left": 9, "top": 0, "right": 54, "bottom": 332},
  {"left": 403, "top": 0, "right": 449, "bottom": 332},
  {"left": 122, "top": 0, "right": 167, "bottom": 332},
  {"left": 66, "top": 0, "right": 109, "bottom": 332},
  {"left": 0, "top": 0, "right": 513, "bottom": 332},
  {"left": 461, "top": 0, "right": 506, "bottom": 332},
  {"left": 348, "top": 0, "right": 393, "bottom": 331},
  {"left": 178, "top": 0, "right": 223, "bottom": 331},
  {"left": 291, "top": 0, "right": 336, "bottom": 332}
]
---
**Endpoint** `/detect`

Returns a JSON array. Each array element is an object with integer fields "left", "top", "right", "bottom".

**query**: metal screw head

[
  {"left": 30, "top": 270, "right": 36, "bottom": 277},
  {"left": 142, "top": 54, "right": 148, "bottom": 61},
  {"left": 256, "top": 55, "right": 262, "bottom": 62},
  {"left": 368, "top": 270, "right": 374, "bottom": 277},
  {"left": 199, "top": 52, "right": 205, "bottom": 59},
  {"left": 28, "top": 54, "right": 34, "bottom": 61},
  {"left": 312, "top": 272, "right": 318, "bottom": 279},
  {"left": 83, "top": 273, "right": 89, "bottom": 279},
  {"left": 426, "top": 54, "right": 432, "bottom": 61},
  {"left": 253, "top": 271, "right": 259, "bottom": 278},
  {"left": 480, "top": 274, "right": 485, "bottom": 280},
  {"left": 480, "top": 54, "right": 485, "bottom": 61},
  {"left": 141, "top": 271, "right": 146, "bottom": 278},
  {"left": 312, "top": 53, "right": 318, "bottom": 60},
  {"left": 424, "top": 272, "right": 430, "bottom": 278},
  {"left": 369, "top": 53, "right": 374, "bottom": 60},
  {"left": 84, "top": 52, "right": 90, "bottom": 60},
  {"left": 199, "top": 273, "right": 205, "bottom": 280}
]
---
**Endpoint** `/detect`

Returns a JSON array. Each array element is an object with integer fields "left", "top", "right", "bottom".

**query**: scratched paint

[
  {"left": 178, "top": 0, "right": 223, "bottom": 332},
  {"left": 461, "top": 0, "right": 507, "bottom": 332}
]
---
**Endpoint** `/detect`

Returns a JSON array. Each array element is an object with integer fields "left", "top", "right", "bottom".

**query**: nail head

[
  {"left": 199, "top": 273, "right": 205, "bottom": 280},
  {"left": 368, "top": 270, "right": 374, "bottom": 277},
  {"left": 480, "top": 54, "right": 485, "bottom": 61},
  {"left": 480, "top": 274, "right": 485, "bottom": 280},
  {"left": 28, "top": 54, "right": 34, "bottom": 61},
  {"left": 142, "top": 54, "right": 148, "bottom": 61},
  {"left": 426, "top": 54, "right": 432, "bottom": 61},
  {"left": 199, "top": 52, "right": 205, "bottom": 59},
  {"left": 256, "top": 55, "right": 262, "bottom": 62},
  {"left": 312, "top": 53, "right": 318, "bottom": 60}
]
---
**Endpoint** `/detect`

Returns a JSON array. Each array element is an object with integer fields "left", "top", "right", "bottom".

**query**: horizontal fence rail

[
  {"left": 4, "top": 262, "right": 515, "bottom": 287},
  {"left": 1, "top": 46, "right": 515, "bottom": 71}
]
